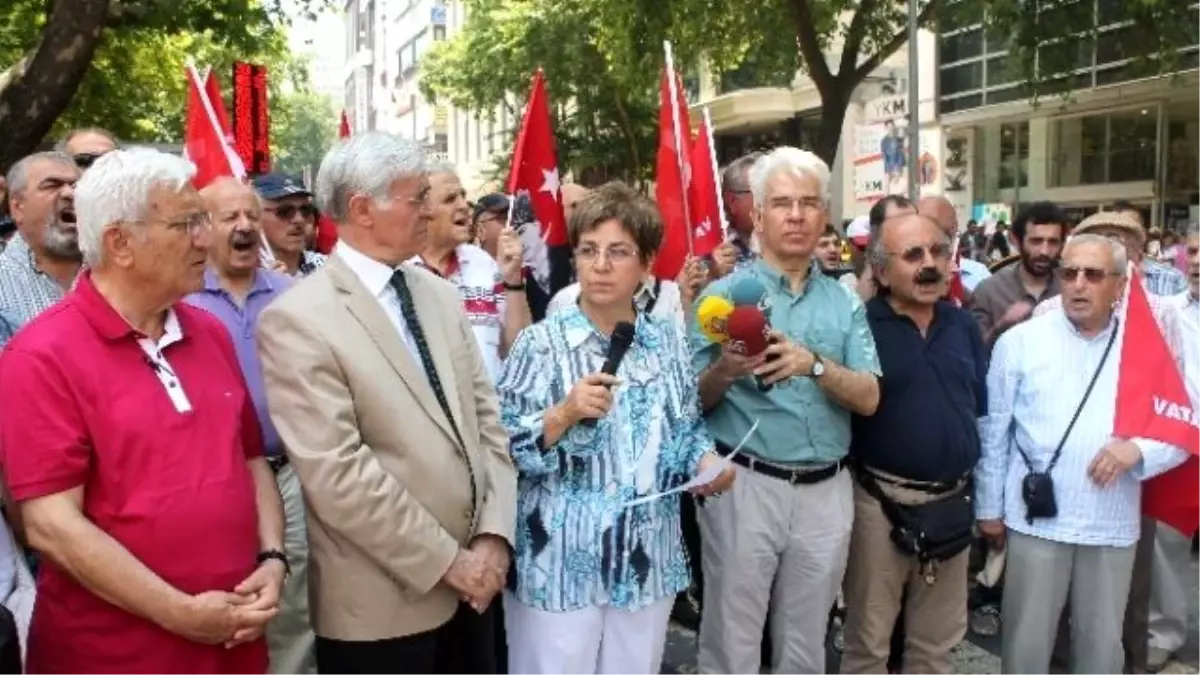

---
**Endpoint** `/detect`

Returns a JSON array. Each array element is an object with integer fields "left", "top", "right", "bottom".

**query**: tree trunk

[
  {"left": 0, "top": 0, "right": 113, "bottom": 174},
  {"left": 814, "top": 79, "right": 853, "bottom": 169}
]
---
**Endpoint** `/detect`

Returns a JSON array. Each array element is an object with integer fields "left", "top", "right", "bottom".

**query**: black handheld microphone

[{"left": 581, "top": 321, "right": 636, "bottom": 428}]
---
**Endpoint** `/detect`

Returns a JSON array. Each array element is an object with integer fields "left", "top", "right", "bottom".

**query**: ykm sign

[{"left": 866, "top": 95, "right": 906, "bottom": 124}]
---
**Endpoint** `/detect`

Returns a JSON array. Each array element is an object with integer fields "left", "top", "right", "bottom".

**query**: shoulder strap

[{"left": 1016, "top": 319, "right": 1120, "bottom": 473}]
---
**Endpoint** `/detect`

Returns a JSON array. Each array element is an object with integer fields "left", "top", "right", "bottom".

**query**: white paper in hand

[{"left": 622, "top": 419, "right": 759, "bottom": 508}]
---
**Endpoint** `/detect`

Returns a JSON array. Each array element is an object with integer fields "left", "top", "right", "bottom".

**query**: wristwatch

[
  {"left": 810, "top": 354, "right": 826, "bottom": 378},
  {"left": 257, "top": 549, "right": 291, "bottom": 578}
]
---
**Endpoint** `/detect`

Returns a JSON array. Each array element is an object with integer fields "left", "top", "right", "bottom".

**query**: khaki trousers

[{"left": 840, "top": 481, "right": 968, "bottom": 674}]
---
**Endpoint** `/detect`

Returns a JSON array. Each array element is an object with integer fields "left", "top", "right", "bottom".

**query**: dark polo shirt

[{"left": 850, "top": 297, "right": 988, "bottom": 482}]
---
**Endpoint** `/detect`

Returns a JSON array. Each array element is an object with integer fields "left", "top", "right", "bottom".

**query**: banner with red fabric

[
  {"left": 650, "top": 67, "right": 694, "bottom": 280},
  {"left": 232, "top": 62, "right": 271, "bottom": 176},
  {"left": 184, "top": 64, "right": 245, "bottom": 189},
  {"left": 1114, "top": 271, "right": 1199, "bottom": 535},
  {"left": 686, "top": 115, "right": 723, "bottom": 260},
  {"left": 505, "top": 69, "right": 567, "bottom": 247}
]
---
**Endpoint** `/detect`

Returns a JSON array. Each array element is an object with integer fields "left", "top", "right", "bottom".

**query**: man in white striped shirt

[{"left": 977, "top": 233, "right": 1191, "bottom": 674}]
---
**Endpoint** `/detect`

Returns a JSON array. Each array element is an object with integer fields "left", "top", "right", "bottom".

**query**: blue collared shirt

[
  {"left": 1143, "top": 259, "right": 1188, "bottom": 297},
  {"left": 690, "top": 259, "right": 881, "bottom": 464},
  {"left": 497, "top": 306, "right": 712, "bottom": 612},
  {"left": 184, "top": 268, "right": 293, "bottom": 456},
  {"left": 851, "top": 298, "right": 988, "bottom": 481}
]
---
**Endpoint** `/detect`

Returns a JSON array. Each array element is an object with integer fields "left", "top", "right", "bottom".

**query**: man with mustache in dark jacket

[{"left": 841, "top": 213, "right": 988, "bottom": 674}]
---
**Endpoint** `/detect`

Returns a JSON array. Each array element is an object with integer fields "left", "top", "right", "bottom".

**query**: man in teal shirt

[{"left": 691, "top": 147, "right": 881, "bottom": 675}]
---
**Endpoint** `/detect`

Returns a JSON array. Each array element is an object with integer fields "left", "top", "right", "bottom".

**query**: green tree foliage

[
  {"left": 0, "top": 0, "right": 328, "bottom": 172},
  {"left": 422, "top": 0, "right": 1196, "bottom": 180},
  {"left": 271, "top": 88, "right": 337, "bottom": 177}
]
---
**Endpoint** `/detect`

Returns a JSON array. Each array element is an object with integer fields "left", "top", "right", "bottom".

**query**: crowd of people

[{"left": 0, "top": 127, "right": 1194, "bottom": 675}]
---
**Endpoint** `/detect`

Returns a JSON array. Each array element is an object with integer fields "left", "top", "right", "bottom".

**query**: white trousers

[
  {"left": 1148, "top": 525, "right": 1192, "bottom": 653},
  {"left": 504, "top": 592, "right": 674, "bottom": 674}
]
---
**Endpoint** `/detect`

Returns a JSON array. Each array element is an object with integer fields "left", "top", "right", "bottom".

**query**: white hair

[
  {"left": 315, "top": 131, "right": 426, "bottom": 222},
  {"left": 747, "top": 146, "right": 831, "bottom": 208},
  {"left": 1064, "top": 232, "right": 1129, "bottom": 274},
  {"left": 74, "top": 148, "right": 196, "bottom": 266}
]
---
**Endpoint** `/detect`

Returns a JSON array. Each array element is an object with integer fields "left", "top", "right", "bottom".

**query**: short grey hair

[
  {"left": 6, "top": 151, "right": 75, "bottom": 198},
  {"left": 866, "top": 213, "right": 949, "bottom": 268},
  {"left": 1187, "top": 222, "right": 1198, "bottom": 238},
  {"left": 721, "top": 151, "right": 763, "bottom": 193},
  {"left": 315, "top": 131, "right": 427, "bottom": 223},
  {"left": 74, "top": 148, "right": 196, "bottom": 266},
  {"left": 55, "top": 127, "right": 119, "bottom": 153},
  {"left": 425, "top": 160, "right": 459, "bottom": 177},
  {"left": 747, "top": 146, "right": 831, "bottom": 208},
  {"left": 1064, "top": 232, "right": 1129, "bottom": 274}
]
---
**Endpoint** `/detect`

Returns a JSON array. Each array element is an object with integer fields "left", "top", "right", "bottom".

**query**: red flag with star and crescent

[
  {"left": 650, "top": 67, "right": 694, "bottom": 280},
  {"left": 506, "top": 69, "right": 566, "bottom": 246},
  {"left": 686, "top": 114, "right": 723, "bottom": 259},
  {"left": 1113, "top": 270, "right": 1199, "bottom": 535}
]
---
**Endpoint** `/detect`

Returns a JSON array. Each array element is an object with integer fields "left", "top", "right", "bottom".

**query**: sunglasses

[
  {"left": 1057, "top": 266, "right": 1116, "bottom": 283},
  {"left": 73, "top": 153, "right": 103, "bottom": 169},
  {"left": 892, "top": 242, "right": 952, "bottom": 264},
  {"left": 267, "top": 203, "right": 318, "bottom": 220}
]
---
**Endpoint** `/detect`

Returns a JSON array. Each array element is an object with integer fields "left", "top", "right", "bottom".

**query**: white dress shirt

[
  {"left": 546, "top": 278, "right": 686, "bottom": 331},
  {"left": 977, "top": 310, "right": 1190, "bottom": 547},
  {"left": 959, "top": 257, "right": 991, "bottom": 292},
  {"left": 336, "top": 242, "right": 423, "bottom": 377}
]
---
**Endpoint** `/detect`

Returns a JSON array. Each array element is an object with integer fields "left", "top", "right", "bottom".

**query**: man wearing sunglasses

[
  {"left": 1031, "top": 210, "right": 1195, "bottom": 674},
  {"left": 252, "top": 173, "right": 327, "bottom": 277},
  {"left": 56, "top": 127, "right": 118, "bottom": 171}
]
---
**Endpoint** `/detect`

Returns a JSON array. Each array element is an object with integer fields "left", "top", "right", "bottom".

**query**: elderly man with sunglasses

[
  {"left": 978, "top": 231, "right": 1191, "bottom": 674},
  {"left": 252, "top": 173, "right": 327, "bottom": 277},
  {"left": 1030, "top": 210, "right": 1194, "bottom": 673}
]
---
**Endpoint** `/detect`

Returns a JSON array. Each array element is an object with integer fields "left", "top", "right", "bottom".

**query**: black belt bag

[{"left": 857, "top": 468, "right": 974, "bottom": 564}]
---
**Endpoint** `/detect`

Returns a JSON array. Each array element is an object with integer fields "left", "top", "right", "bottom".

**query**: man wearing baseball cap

[
  {"left": 252, "top": 173, "right": 328, "bottom": 277},
  {"left": 472, "top": 193, "right": 510, "bottom": 260}
]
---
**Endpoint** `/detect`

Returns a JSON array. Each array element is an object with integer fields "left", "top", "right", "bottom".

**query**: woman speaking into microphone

[{"left": 497, "top": 182, "right": 734, "bottom": 675}]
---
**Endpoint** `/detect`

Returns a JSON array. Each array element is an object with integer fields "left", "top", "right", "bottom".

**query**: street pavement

[{"left": 662, "top": 553, "right": 1198, "bottom": 674}]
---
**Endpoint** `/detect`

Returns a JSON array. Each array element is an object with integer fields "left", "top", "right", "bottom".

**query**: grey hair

[
  {"left": 1187, "top": 222, "right": 1198, "bottom": 238},
  {"left": 721, "top": 151, "right": 763, "bottom": 193},
  {"left": 315, "top": 131, "right": 427, "bottom": 223},
  {"left": 74, "top": 148, "right": 197, "bottom": 266},
  {"left": 425, "top": 160, "right": 459, "bottom": 177},
  {"left": 54, "top": 127, "right": 119, "bottom": 153},
  {"left": 6, "top": 151, "right": 75, "bottom": 198},
  {"left": 1064, "top": 232, "right": 1129, "bottom": 274},
  {"left": 866, "top": 213, "right": 950, "bottom": 269},
  {"left": 747, "top": 146, "right": 831, "bottom": 208}
]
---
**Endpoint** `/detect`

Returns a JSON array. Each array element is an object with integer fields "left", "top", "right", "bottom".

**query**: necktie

[{"left": 388, "top": 269, "right": 466, "bottom": 451}]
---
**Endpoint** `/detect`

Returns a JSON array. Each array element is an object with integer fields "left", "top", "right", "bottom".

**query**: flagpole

[
  {"left": 663, "top": 41, "right": 694, "bottom": 257},
  {"left": 702, "top": 107, "right": 729, "bottom": 242}
]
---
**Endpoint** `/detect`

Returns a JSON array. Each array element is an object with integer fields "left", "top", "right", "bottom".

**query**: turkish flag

[
  {"left": 339, "top": 110, "right": 351, "bottom": 139},
  {"left": 650, "top": 67, "right": 694, "bottom": 280},
  {"left": 204, "top": 71, "right": 234, "bottom": 139},
  {"left": 686, "top": 115, "right": 722, "bottom": 259},
  {"left": 1114, "top": 271, "right": 1199, "bottom": 535},
  {"left": 184, "top": 64, "right": 245, "bottom": 189},
  {"left": 506, "top": 70, "right": 566, "bottom": 247}
]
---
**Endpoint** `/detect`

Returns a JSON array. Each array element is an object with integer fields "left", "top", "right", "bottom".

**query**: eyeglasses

[
  {"left": 890, "top": 242, "right": 952, "bottom": 263},
  {"left": 1058, "top": 265, "right": 1117, "bottom": 283},
  {"left": 266, "top": 203, "right": 318, "bottom": 221},
  {"left": 575, "top": 244, "right": 638, "bottom": 266},
  {"left": 73, "top": 153, "right": 104, "bottom": 169},
  {"left": 166, "top": 212, "right": 213, "bottom": 235}
]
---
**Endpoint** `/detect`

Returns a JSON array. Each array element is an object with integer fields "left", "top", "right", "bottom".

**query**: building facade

[
  {"left": 937, "top": 0, "right": 1199, "bottom": 229},
  {"left": 342, "top": 0, "right": 514, "bottom": 195}
]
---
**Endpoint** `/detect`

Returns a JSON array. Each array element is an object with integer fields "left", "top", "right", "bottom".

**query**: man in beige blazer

[{"left": 257, "top": 131, "right": 517, "bottom": 674}]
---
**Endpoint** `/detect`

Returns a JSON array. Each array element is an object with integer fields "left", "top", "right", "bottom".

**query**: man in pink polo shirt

[{"left": 0, "top": 148, "right": 286, "bottom": 673}]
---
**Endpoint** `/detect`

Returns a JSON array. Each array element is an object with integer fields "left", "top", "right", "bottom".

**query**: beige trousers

[{"left": 839, "top": 480, "right": 968, "bottom": 674}]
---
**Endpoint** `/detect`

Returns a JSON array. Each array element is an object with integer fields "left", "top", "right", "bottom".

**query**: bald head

[
  {"left": 561, "top": 183, "right": 591, "bottom": 226},
  {"left": 201, "top": 177, "right": 263, "bottom": 277},
  {"left": 199, "top": 176, "right": 258, "bottom": 211},
  {"left": 917, "top": 195, "right": 958, "bottom": 240}
]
